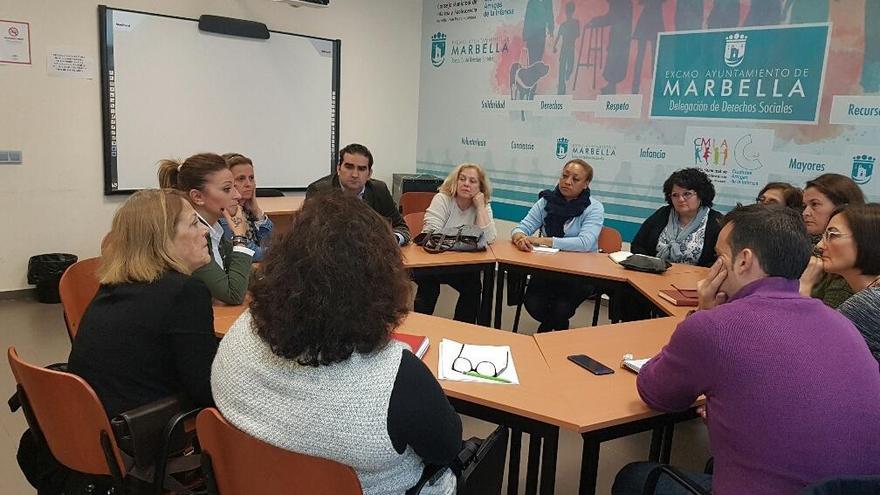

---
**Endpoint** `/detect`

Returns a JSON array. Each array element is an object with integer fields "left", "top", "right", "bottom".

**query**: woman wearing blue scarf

[{"left": 511, "top": 160, "right": 605, "bottom": 331}]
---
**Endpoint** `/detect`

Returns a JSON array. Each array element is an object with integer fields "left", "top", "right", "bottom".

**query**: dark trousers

[
  {"left": 414, "top": 273, "right": 482, "bottom": 324},
  {"left": 524, "top": 275, "right": 593, "bottom": 332},
  {"left": 612, "top": 461, "right": 712, "bottom": 495}
]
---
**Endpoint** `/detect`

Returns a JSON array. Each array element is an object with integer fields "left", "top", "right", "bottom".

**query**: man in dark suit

[{"left": 306, "top": 143, "right": 410, "bottom": 245}]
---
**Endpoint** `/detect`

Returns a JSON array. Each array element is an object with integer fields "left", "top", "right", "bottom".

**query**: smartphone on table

[{"left": 567, "top": 354, "right": 615, "bottom": 375}]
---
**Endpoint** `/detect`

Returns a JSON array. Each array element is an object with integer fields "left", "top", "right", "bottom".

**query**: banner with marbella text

[{"left": 416, "top": 0, "right": 880, "bottom": 240}]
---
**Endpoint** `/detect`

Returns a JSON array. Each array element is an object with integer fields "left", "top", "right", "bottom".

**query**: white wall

[{"left": 0, "top": 0, "right": 422, "bottom": 291}]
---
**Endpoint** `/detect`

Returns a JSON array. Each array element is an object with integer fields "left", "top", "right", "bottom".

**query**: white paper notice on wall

[
  {"left": 0, "top": 20, "right": 31, "bottom": 65},
  {"left": 47, "top": 47, "right": 95, "bottom": 79}
]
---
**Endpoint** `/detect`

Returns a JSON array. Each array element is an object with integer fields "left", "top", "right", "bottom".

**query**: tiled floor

[{"left": 0, "top": 284, "right": 710, "bottom": 494}]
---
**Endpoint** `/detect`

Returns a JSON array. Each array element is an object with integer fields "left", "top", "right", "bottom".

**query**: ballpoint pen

[{"left": 464, "top": 371, "right": 512, "bottom": 383}]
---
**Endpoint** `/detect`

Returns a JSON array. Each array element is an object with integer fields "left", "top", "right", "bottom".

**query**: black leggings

[
  {"left": 524, "top": 275, "right": 593, "bottom": 332},
  {"left": 414, "top": 273, "right": 482, "bottom": 324}
]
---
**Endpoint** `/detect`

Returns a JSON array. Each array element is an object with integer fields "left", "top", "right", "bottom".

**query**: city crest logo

[
  {"left": 555, "top": 137, "right": 569, "bottom": 159},
  {"left": 724, "top": 33, "right": 747, "bottom": 68},
  {"left": 431, "top": 32, "right": 447, "bottom": 68},
  {"left": 852, "top": 154, "right": 875, "bottom": 185}
]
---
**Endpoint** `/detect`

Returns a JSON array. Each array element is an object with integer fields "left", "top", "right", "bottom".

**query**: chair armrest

[
  {"left": 110, "top": 395, "right": 197, "bottom": 468},
  {"left": 642, "top": 465, "right": 710, "bottom": 495}
]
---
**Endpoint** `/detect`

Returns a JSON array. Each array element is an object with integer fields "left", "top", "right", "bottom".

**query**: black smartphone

[{"left": 567, "top": 354, "right": 615, "bottom": 375}]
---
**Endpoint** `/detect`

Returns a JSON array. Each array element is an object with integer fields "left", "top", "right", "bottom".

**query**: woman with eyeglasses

[
  {"left": 631, "top": 168, "right": 723, "bottom": 267},
  {"left": 813, "top": 204, "right": 880, "bottom": 361},
  {"left": 211, "top": 193, "right": 462, "bottom": 495},
  {"left": 798, "top": 173, "right": 866, "bottom": 308},
  {"left": 755, "top": 182, "right": 804, "bottom": 210}
]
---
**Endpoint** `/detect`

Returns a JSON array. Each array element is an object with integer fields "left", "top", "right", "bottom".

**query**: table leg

[
  {"left": 480, "top": 264, "right": 495, "bottom": 327},
  {"left": 660, "top": 424, "right": 675, "bottom": 464},
  {"left": 508, "top": 428, "right": 522, "bottom": 495},
  {"left": 579, "top": 434, "right": 601, "bottom": 495},
  {"left": 526, "top": 434, "right": 542, "bottom": 495},
  {"left": 539, "top": 428, "right": 559, "bottom": 495},
  {"left": 494, "top": 264, "right": 505, "bottom": 329},
  {"left": 649, "top": 428, "right": 663, "bottom": 461}
]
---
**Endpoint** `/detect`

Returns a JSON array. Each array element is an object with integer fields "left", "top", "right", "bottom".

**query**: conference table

[
  {"left": 259, "top": 195, "right": 304, "bottom": 236},
  {"left": 400, "top": 244, "right": 497, "bottom": 326},
  {"left": 211, "top": 243, "right": 709, "bottom": 495},
  {"left": 533, "top": 318, "right": 700, "bottom": 495},
  {"left": 490, "top": 242, "right": 706, "bottom": 326}
]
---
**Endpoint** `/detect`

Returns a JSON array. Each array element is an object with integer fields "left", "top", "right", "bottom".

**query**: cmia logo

[
  {"left": 852, "top": 155, "right": 875, "bottom": 185},
  {"left": 555, "top": 138, "right": 569, "bottom": 159},
  {"left": 693, "top": 137, "right": 729, "bottom": 167},
  {"left": 431, "top": 32, "right": 447, "bottom": 68},
  {"left": 8, "top": 26, "right": 19, "bottom": 37},
  {"left": 724, "top": 33, "right": 747, "bottom": 68}
]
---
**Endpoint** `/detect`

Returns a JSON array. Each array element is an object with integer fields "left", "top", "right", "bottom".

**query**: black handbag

[
  {"left": 619, "top": 254, "right": 671, "bottom": 274},
  {"left": 414, "top": 225, "right": 487, "bottom": 253}
]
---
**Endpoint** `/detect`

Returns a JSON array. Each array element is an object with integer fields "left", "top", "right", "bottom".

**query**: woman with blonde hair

[
  {"left": 413, "top": 163, "right": 497, "bottom": 323},
  {"left": 158, "top": 153, "right": 253, "bottom": 304},
  {"left": 219, "top": 153, "right": 274, "bottom": 261},
  {"left": 69, "top": 188, "right": 218, "bottom": 416},
  {"left": 19, "top": 190, "right": 219, "bottom": 494}
]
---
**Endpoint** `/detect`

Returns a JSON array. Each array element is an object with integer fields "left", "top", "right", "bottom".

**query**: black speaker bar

[{"left": 198, "top": 15, "right": 270, "bottom": 39}]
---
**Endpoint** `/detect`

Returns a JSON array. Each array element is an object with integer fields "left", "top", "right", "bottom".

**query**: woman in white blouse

[{"left": 413, "top": 163, "right": 497, "bottom": 323}]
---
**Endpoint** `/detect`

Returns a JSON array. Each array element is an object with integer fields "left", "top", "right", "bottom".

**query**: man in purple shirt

[{"left": 613, "top": 204, "right": 880, "bottom": 495}]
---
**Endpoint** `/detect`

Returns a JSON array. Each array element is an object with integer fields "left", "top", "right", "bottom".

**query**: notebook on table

[
  {"left": 657, "top": 287, "right": 699, "bottom": 306},
  {"left": 621, "top": 357, "right": 651, "bottom": 374},
  {"left": 392, "top": 333, "right": 430, "bottom": 359}
]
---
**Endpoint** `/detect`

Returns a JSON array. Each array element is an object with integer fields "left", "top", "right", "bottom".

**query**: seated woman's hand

[
  {"left": 799, "top": 255, "right": 825, "bottom": 296},
  {"left": 512, "top": 233, "right": 533, "bottom": 252},
  {"left": 223, "top": 206, "right": 249, "bottom": 237}
]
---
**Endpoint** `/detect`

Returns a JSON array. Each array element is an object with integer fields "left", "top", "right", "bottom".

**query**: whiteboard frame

[{"left": 98, "top": 5, "right": 341, "bottom": 195}]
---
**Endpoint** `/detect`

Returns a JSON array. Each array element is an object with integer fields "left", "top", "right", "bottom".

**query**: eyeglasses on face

[
  {"left": 451, "top": 344, "right": 509, "bottom": 378},
  {"left": 670, "top": 191, "right": 697, "bottom": 201},
  {"left": 822, "top": 230, "right": 852, "bottom": 243}
]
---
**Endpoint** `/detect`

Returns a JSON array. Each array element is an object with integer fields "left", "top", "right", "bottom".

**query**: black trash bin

[{"left": 27, "top": 253, "right": 78, "bottom": 304}]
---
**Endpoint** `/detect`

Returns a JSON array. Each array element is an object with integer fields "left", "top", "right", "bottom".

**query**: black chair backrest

[{"left": 256, "top": 188, "right": 284, "bottom": 197}]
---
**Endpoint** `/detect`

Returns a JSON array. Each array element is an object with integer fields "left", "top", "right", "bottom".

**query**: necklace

[{"left": 868, "top": 275, "right": 880, "bottom": 289}]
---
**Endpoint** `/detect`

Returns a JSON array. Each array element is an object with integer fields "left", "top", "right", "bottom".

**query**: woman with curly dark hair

[
  {"left": 210, "top": 193, "right": 462, "bottom": 495},
  {"left": 631, "top": 168, "right": 723, "bottom": 267}
]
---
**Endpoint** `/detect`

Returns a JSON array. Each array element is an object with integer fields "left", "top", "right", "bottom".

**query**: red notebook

[
  {"left": 657, "top": 288, "right": 699, "bottom": 306},
  {"left": 392, "top": 333, "right": 430, "bottom": 359}
]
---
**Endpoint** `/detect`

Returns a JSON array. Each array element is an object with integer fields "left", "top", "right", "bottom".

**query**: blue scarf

[{"left": 538, "top": 186, "right": 591, "bottom": 238}]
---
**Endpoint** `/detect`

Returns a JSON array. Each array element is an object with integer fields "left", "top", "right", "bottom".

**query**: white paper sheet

[
  {"left": 438, "top": 338, "right": 520, "bottom": 385},
  {"left": 47, "top": 47, "right": 95, "bottom": 79}
]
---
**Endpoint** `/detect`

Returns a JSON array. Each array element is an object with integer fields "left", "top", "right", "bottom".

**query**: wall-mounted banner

[
  {"left": 650, "top": 24, "right": 830, "bottom": 123},
  {"left": 417, "top": 1, "right": 878, "bottom": 241}
]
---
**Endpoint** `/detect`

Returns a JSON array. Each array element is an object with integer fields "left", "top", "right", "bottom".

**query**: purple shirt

[{"left": 638, "top": 277, "right": 880, "bottom": 495}]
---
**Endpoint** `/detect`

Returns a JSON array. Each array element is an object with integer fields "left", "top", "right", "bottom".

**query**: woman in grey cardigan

[
  {"left": 212, "top": 193, "right": 462, "bottom": 495},
  {"left": 414, "top": 163, "right": 496, "bottom": 323}
]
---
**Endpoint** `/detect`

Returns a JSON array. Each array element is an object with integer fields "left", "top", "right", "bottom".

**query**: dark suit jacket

[
  {"left": 305, "top": 174, "right": 411, "bottom": 244},
  {"left": 630, "top": 204, "right": 723, "bottom": 268}
]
